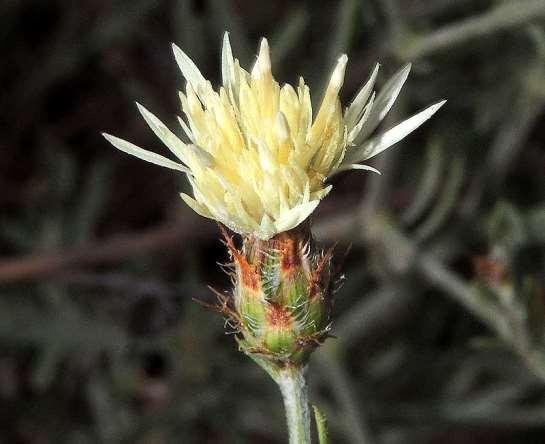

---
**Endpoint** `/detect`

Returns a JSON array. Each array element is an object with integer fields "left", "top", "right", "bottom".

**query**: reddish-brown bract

[
  {"left": 277, "top": 235, "right": 301, "bottom": 275},
  {"left": 266, "top": 303, "right": 294, "bottom": 329},
  {"left": 222, "top": 226, "right": 261, "bottom": 292},
  {"left": 473, "top": 255, "right": 510, "bottom": 285}
]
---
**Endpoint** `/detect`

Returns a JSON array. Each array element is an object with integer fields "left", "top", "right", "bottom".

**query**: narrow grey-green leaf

[{"left": 313, "top": 405, "right": 329, "bottom": 444}]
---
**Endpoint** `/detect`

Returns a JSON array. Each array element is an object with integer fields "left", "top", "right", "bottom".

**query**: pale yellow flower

[{"left": 104, "top": 33, "right": 444, "bottom": 239}]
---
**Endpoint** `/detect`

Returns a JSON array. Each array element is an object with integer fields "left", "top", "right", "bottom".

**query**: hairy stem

[{"left": 275, "top": 366, "right": 311, "bottom": 444}]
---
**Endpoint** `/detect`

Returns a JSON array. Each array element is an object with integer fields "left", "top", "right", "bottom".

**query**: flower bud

[{"left": 223, "top": 225, "right": 333, "bottom": 367}]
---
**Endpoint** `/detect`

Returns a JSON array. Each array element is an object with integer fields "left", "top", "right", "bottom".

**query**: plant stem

[
  {"left": 275, "top": 366, "right": 311, "bottom": 444},
  {"left": 401, "top": 0, "right": 545, "bottom": 59}
]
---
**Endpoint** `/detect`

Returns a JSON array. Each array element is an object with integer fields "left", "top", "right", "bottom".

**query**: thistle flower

[
  {"left": 103, "top": 33, "right": 444, "bottom": 240},
  {"left": 103, "top": 33, "right": 445, "bottom": 442}
]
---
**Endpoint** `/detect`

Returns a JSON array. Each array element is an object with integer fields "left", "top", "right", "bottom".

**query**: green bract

[{"left": 220, "top": 226, "right": 333, "bottom": 367}]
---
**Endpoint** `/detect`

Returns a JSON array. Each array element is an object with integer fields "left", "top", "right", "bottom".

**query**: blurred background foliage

[{"left": 1, "top": 0, "right": 545, "bottom": 442}]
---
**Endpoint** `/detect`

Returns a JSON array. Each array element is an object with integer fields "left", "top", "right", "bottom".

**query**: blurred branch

[
  {"left": 0, "top": 299, "right": 127, "bottom": 351},
  {"left": 320, "top": 208, "right": 545, "bottom": 383},
  {"left": 271, "top": 7, "right": 310, "bottom": 67},
  {"left": 462, "top": 70, "right": 545, "bottom": 216},
  {"left": 414, "top": 153, "right": 465, "bottom": 241},
  {"left": 380, "top": 0, "right": 406, "bottom": 39},
  {"left": 209, "top": 0, "right": 252, "bottom": 65},
  {"left": 400, "top": 0, "right": 545, "bottom": 60},
  {"left": 364, "top": 216, "right": 497, "bottom": 325},
  {"left": 368, "top": 217, "right": 545, "bottom": 383},
  {"left": 329, "top": 0, "right": 359, "bottom": 61},
  {"left": 70, "top": 159, "right": 113, "bottom": 245},
  {"left": 416, "top": 247, "right": 506, "bottom": 332},
  {"left": 316, "top": 344, "right": 376, "bottom": 444},
  {"left": 17, "top": 0, "right": 160, "bottom": 107},
  {"left": 403, "top": 0, "right": 476, "bottom": 20},
  {"left": 0, "top": 218, "right": 215, "bottom": 283},
  {"left": 369, "top": 401, "right": 545, "bottom": 427},
  {"left": 334, "top": 284, "right": 418, "bottom": 350},
  {"left": 402, "top": 141, "right": 444, "bottom": 226},
  {"left": 172, "top": 0, "right": 207, "bottom": 67},
  {"left": 58, "top": 272, "right": 181, "bottom": 298}
]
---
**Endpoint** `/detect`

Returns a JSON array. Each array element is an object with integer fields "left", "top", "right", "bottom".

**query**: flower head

[{"left": 104, "top": 33, "right": 444, "bottom": 239}]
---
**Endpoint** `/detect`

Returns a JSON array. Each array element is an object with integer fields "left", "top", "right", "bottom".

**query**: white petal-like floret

[
  {"left": 104, "top": 33, "right": 444, "bottom": 239},
  {"left": 344, "top": 100, "right": 447, "bottom": 165},
  {"left": 344, "top": 62, "right": 379, "bottom": 131},
  {"left": 103, "top": 133, "right": 190, "bottom": 173}
]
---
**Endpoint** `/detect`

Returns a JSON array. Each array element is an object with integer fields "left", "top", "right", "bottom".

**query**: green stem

[{"left": 275, "top": 366, "right": 311, "bottom": 444}]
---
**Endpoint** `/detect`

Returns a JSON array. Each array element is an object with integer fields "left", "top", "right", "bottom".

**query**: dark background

[{"left": 1, "top": 0, "right": 545, "bottom": 443}]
